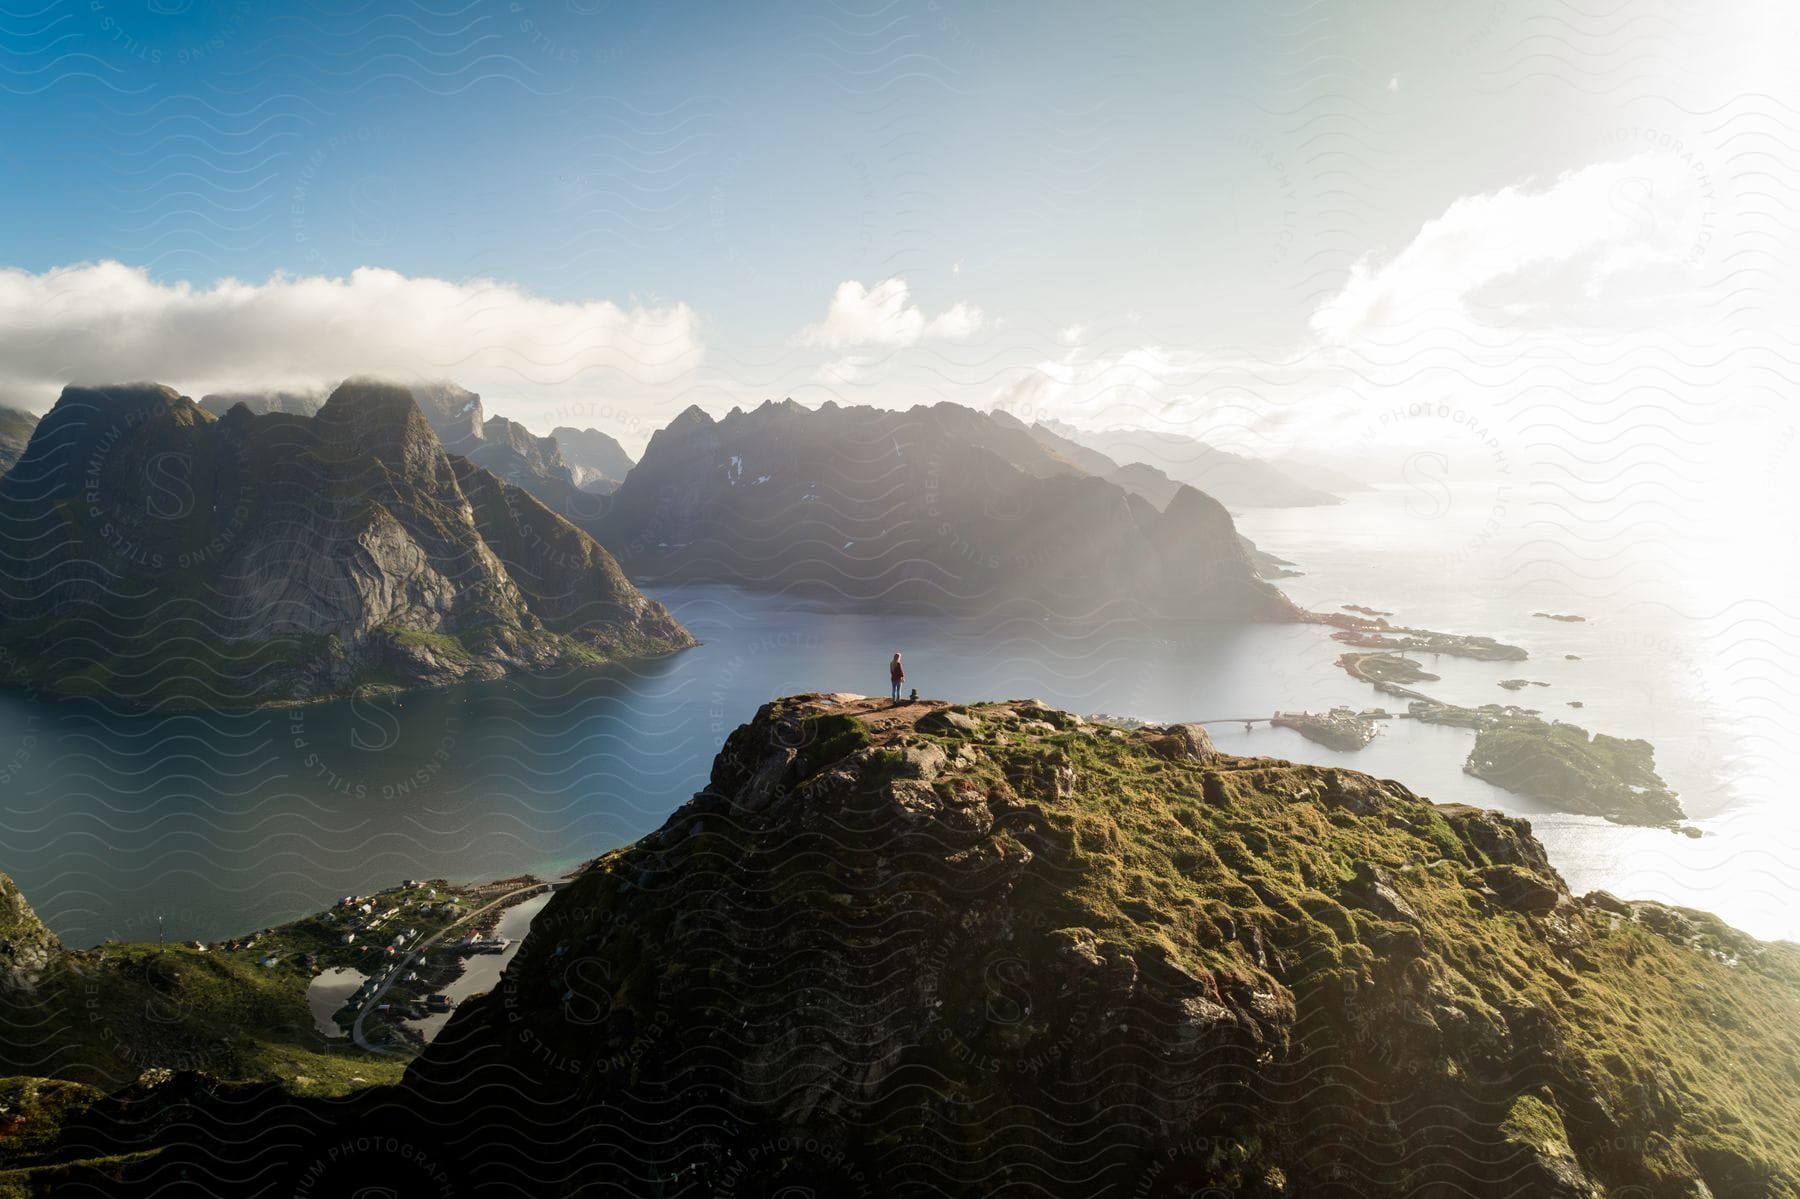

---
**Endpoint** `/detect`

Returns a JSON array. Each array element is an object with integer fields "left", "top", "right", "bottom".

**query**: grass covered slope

[
  {"left": 1, "top": 698, "right": 1793, "bottom": 1196},
  {"left": 0, "top": 869, "right": 407, "bottom": 1098},
  {"left": 405, "top": 694, "right": 1800, "bottom": 1197}
]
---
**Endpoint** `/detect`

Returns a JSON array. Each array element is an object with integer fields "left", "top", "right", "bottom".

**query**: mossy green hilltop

[{"left": 2, "top": 694, "right": 1796, "bottom": 1197}]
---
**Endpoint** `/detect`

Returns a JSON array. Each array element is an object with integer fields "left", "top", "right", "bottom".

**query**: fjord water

[
  {"left": 0, "top": 483, "right": 1792, "bottom": 945},
  {"left": 0, "top": 586, "right": 1401, "bottom": 946}
]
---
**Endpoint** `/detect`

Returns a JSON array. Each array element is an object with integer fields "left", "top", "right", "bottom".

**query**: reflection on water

[
  {"left": 405, "top": 892, "right": 553, "bottom": 1044},
  {"left": 0, "top": 584, "right": 1387, "bottom": 945},
  {"left": 306, "top": 966, "right": 367, "bottom": 1039}
]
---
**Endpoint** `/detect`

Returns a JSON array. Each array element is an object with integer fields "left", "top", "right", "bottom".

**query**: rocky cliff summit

[
  {"left": 396, "top": 693, "right": 1800, "bottom": 1197},
  {"left": 0, "top": 380, "right": 693, "bottom": 708},
  {"left": 0, "top": 696, "right": 1795, "bottom": 1195},
  {"left": 552, "top": 423, "right": 635, "bottom": 493}
]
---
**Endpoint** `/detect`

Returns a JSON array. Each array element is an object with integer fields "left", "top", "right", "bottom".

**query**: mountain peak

[
  {"left": 397, "top": 691, "right": 1800, "bottom": 1195},
  {"left": 58, "top": 380, "right": 187, "bottom": 406},
  {"left": 317, "top": 376, "right": 420, "bottom": 418},
  {"left": 596, "top": 398, "right": 1293, "bottom": 620},
  {"left": 405, "top": 381, "right": 485, "bottom": 453},
  {"left": 0, "top": 383, "right": 209, "bottom": 503},
  {"left": 0, "top": 378, "right": 694, "bottom": 707},
  {"left": 313, "top": 378, "right": 445, "bottom": 474},
  {"left": 50, "top": 382, "right": 204, "bottom": 429},
  {"left": 551, "top": 424, "right": 635, "bottom": 490}
]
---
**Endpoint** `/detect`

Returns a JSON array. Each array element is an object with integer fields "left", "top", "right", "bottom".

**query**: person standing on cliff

[{"left": 889, "top": 652, "right": 905, "bottom": 702}]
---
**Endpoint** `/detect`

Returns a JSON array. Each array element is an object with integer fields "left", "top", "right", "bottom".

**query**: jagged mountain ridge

[
  {"left": 198, "top": 382, "right": 617, "bottom": 529},
  {"left": 0, "top": 380, "right": 692, "bottom": 707},
  {"left": 196, "top": 390, "right": 324, "bottom": 420},
  {"left": 407, "top": 385, "right": 621, "bottom": 531},
  {"left": 1036, "top": 418, "right": 1342, "bottom": 508},
  {"left": 596, "top": 398, "right": 1298, "bottom": 621},
  {"left": 551, "top": 424, "right": 635, "bottom": 493}
]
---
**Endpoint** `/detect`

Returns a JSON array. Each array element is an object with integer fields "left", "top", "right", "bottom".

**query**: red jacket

[{"left": 890, "top": 661, "right": 905, "bottom": 683}]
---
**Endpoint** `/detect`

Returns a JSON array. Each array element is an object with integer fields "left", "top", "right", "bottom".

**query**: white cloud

[
  {"left": 924, "top": 300, "right": 984, "bottom": 341},
  {"left": 0, "top": 261, "right": 704, "bottom": 415},
  {"left": 992, "top": 344, "right": 1197, "bottom": 427},
  {"left": 982, "top": 153, "right": 1732, "bottom": 466},
  {"left": 1309, "top": 154, "right": 1708, "bottom": 341},
  {"left": 792, "top": 278, "right": 984, "bottom": 349}
]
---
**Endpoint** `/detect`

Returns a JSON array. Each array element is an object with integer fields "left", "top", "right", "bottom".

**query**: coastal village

[{"left": 191, "top": 874, "right": 553, "bottom": 1056}]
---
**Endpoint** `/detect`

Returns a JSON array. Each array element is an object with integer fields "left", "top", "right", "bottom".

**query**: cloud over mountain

[
  {"left": 0, "top": 261, "right": 704, "bottom": 415},
  {"left": 793, "top": 277, "right": 984, "bottom": 349}
]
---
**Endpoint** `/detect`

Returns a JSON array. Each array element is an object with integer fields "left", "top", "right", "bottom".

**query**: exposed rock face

[
  {"left": 0, "top": 406, "right": 39, "bottom": 477},
  {"left": 471, "top": 415, "right": 569, "bottom": 484},
  {"left": 449, "top": 457, "right": 686, "bottom": 645},
  {"left": 0, "top": 381, "right": 693, "bottom": 707},
  {"left": 405, "top": 380, "right": 486, "bottom": 454},
  {"left": 596, "top": 399, "right": 1297, "bottom": 621},
  {"left": 392, "top": 695, "right": 1800, "bottom": 1197},
  {"left": 1, "top": 698, "right": 1797, "bottom": 1195},
  {"left": 457, "top": 413, "right": 613, "bottom": 530},
  {"left": 552, "top": 425, "right": 635, "bottom": 493},
  {"left": 385, "top": 386, "right": 621, "bottom": 532},
  {"left": 0, "top": 871, "right": 60, "bottom": 987}
]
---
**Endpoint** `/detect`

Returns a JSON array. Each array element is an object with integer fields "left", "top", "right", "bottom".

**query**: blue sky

[
  {"left": 5, "top": 3, "right": 1285, "bottom": 328},
  {"left": 1, "top": 0, "right": 1791, "bottom": 464}
]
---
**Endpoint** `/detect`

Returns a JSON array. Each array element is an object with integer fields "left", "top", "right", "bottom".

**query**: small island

[
  {"left": 1312, "top": 609, "right": 1529, "bottom": 662},
  {"left": 1332, "top": 641, "right": 1687, "bottom": 828},
  {"left": 1272, "top": 706, "right": 1381, "bottom": 751},
  {"left": 1337, "top": 651, "right": 1441, "bottom": 701},
  {"left": 1461, "top": 719, "right": 1683, "bottom": 826},
  {"left": 1534, "top": 612, "right": 1587, "bottom": 623},
  {"left": 1332, "top": 626, "right": 1529, "bottom": 661}
]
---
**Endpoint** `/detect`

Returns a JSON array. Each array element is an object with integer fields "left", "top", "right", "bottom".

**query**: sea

[{"left": 1, "top": 481, "right": 1794, "bottom": 945}]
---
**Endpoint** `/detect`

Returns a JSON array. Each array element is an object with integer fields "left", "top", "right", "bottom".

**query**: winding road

[{"left": 350, "top": 881, "right": 550, "bottom": 1055}]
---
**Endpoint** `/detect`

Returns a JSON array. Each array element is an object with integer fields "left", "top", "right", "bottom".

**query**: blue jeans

[{"left": 891, "top": 680, "right": 902, "bottom": 700}]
